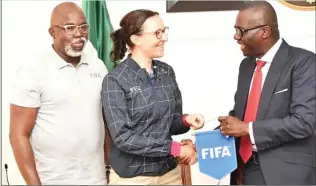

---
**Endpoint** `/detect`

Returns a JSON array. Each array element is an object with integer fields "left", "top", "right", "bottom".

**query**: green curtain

[{"left": 82, "top": 0, "right": 115, "bottom": 72}]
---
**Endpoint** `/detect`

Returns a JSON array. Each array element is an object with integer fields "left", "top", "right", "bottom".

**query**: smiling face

[
  {"left": 131, "top": 15, "right": 168, "bottom": 59},
  {"left": 234, "top": 9, "right": 267, "bottom": 58}
]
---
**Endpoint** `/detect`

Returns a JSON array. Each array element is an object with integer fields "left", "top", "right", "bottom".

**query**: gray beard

[{"left": 65, "top": 37, "right": 87, "bottom": 57}]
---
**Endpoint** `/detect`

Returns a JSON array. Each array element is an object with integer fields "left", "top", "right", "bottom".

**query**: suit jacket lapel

[
  {"left": 237, "top": 57, "right": 256, "bottom": 120},
  {"left": 257, "top": 40, "right": 290, "bottom": 120}
]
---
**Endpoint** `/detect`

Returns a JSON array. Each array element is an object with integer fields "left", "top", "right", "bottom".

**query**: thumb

[
  {"left": 190, "top": 121, "right": 200, "bottom": 129},
  {"left": 218, "top": 116, "right": 228, "bottom": 122}
]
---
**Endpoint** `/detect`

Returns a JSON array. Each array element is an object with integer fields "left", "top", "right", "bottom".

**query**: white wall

[{"left": 1, "top": 0, "right": 315, "bottom": 185}]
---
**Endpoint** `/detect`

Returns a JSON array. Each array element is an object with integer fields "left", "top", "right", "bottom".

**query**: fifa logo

[
  {"left": 90, "top": 73, "right": 101, "bottom": 78},
  {"left": 201, "top": 146, "right": 232, "bottom": 159},
  {"left": 129, "top": 86, "right": 141, "bottom": 93}
]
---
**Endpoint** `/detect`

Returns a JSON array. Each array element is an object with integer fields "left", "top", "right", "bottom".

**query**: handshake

[
  {"left": 176, "top": 139, "right": 197, "bottom": 165},
  {"left": 174, "top": 113, "right": 205, "bottom": 165}
]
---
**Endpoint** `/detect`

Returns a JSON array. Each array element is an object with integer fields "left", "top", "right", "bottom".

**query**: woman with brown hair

[{"left": 102, "top": 9, "right": 204, "bottom": 185}]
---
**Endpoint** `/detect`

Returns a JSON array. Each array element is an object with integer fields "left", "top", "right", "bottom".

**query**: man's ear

[
  {"left": 130, "top": 35, "right": 141, "bottom": 47},
  {"left": 49, "top": 27, "right": 55, "bottom": 39},
  {"left": 262, "top": 26, "right": 271, "bottom": 39}
]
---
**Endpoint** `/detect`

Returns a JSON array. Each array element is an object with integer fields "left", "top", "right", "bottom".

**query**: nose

[
  {"left": 234, "top": 33, "right": 241, "bottom": 41},
  {"left": 73, "top": 28, "right": 83, "bottom": 37},
  {"left": 161, "top": 32, "right": 168, "bottom": 42}
]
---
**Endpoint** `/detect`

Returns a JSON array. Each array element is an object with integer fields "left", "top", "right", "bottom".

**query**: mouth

[
  {"left": 71, "top": 41, "right": 84, "bottom": 48},
  {"left": 71, "top": 37, "right": 86, "bottom": 49}
]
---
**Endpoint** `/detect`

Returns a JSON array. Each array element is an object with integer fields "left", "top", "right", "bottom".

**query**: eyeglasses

[
  {"left": 52, "top": 24, "right": 90, "bottom": 35},
  {"left": 234, "top": 25, "right": 267, "bottom": 38},
  {"left": 140, "top": 27, "right": 169, "bottom": 39}
]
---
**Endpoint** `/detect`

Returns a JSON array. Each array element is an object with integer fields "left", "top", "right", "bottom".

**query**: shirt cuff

[
  {"left": 171, "top": 141, "right": 181, "bottom": 157},
  {"left": 182, "top": 114, "right": 190, "bottom": 128},
  {"left": 249, "top": 122, "right": 256, "bottom": 145}
]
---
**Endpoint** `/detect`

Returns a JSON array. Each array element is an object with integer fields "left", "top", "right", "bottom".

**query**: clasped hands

[{"left": 177, "top": 139, "right": 197, "bottom": 165}]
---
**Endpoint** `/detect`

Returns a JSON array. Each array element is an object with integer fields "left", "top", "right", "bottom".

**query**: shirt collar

[
  {"left": 257, "top": 38, "right": 282, "bottom": 63},
  {"left": 49, "top": 45, "right": 89, "bottom": 69},
  {"left": 126, "top": 56, "right": 157, "bottom": 73},
  {"left": 125, "top": 56, "right": 166, "bottom": 80}
]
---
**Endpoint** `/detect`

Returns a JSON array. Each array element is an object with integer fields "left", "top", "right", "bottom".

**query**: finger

[
  {"left": 188, "top": 141, "right": 194, "bottom": 147},
  {"left": 180, "top": 140, "right": 192, "bottom": 146},
  {"left": 185, "top": 157, "right": 193, "bottom": 165},
  {"left": 194, "top": 121, "right": 204, "bottom": 129},
  {"left": 220, "top": 124, "right": 228, "bottom": 130},
  {"left": 226, "top": 116, "right": 235, "bottom": 123},
  {"left": 184, "top": 159, "right": 190, "bottom": 165},
  {"left": 219, "top": 121, "right": 229, "bottom": 128},
  {"left": 181, "top": 156, "right": 191, "bottom": 165},
  {"left": 218, "top": 116, "right": 228, "bottom": 122},
  {"left": 196, "top": 115, "right": 205, "bottom": 123},
  {"left": 221, "top": 125, "right": 226, "bottom": 132},
  {"left": 177, "top": 158, "right": 186, "bottom": 164},
  {"left": 221, "top": 129, "right": 229, "bottom": 136},
  {"left": 192, "top": 144, "right": 196, "bottom": 151},
  {"left": 180, "top": 140, "right": 188, "bottom": 145},
  {"left": 194, "top": 120, "right": 204, "bottom": 129},
  {"left": 190, "top": 122, "right": 200, "bottom": 129},
  {"left": 183, "top": 141, "right": 195, "bottom": 149},
  {"left": 181, "top": 139, "right": 191, "bottom": 143},
  {"left": 189, "top": 155, "right": 198, "bottom": 165},
  {"left": 190, "top": 158, "right": 198, "bottom": 165}
]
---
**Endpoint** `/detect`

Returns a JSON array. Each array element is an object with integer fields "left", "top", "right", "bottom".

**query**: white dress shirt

[{"left": 248, "top": 38, "right": 283, "bottom": 151}]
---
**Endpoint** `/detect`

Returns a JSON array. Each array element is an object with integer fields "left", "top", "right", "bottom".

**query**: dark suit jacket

[{"left": 230, "top": 40, "right": 316, "bottom": 184}]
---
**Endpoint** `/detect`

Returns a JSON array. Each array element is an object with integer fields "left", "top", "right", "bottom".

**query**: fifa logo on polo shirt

[{"left": 90, "top": 73, "right": 101, "bottom": 78}]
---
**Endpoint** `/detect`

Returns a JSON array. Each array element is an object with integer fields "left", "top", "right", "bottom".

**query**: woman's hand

[{"left": 185, "top": 114, "right": 205, "bottom": 130}]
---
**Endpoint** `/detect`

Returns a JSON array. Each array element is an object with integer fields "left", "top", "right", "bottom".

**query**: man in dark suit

[{"left": 218, "top": 1, "right": 316, "bottom": 185}]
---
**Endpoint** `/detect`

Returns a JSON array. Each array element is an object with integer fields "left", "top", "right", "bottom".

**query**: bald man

[
  {"left": 10, "top": 2, "right": 108, "bottom": 185},
  {"left": 218, "top": 1, "right": 315, "bottom": 185}
]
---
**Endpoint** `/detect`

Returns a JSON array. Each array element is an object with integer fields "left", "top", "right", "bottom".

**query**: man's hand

[
  {"left": 177, "top": 139, "right": 197, "bottom": 165},
  {"left": 218, "top": 116, "right": 249, "bottom": 137},
  {"left": 185, "top": 114, "right": 205, "bottom": 130},
  {"left": 180, "top": 139, "right": 196, "bottom": 150}
]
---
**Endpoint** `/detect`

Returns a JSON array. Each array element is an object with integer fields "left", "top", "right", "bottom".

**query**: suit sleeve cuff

[
  {"left": 249, "top": 122, "right": 256, "bottom": 145},
  {"left": 182, "top": 114, "right": 190, "bottom": 128},
  {"left": 171, "top": 141, "right": 181, "bottom": 157}
]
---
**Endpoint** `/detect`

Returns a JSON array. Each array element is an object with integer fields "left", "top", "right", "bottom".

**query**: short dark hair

[{"left": 241, "top": 1, "right": 279, "bottom": 39}]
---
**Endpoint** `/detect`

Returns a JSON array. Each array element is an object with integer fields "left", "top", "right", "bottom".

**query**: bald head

[
  {"left": 240, "top": 1, "right": 279, "bottom": 37},
  {"left": 50, "top": 2, "right": 85, "bottom": 27}
]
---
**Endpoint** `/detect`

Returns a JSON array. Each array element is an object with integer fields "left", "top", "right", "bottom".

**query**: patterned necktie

[{"left": 239, "top": 60, "right": 266, "bottom": 163}]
